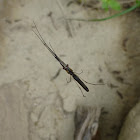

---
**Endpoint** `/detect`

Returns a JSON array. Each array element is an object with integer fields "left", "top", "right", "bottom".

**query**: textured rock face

[
  {"left": 118, "top": 102, "right": 140, "bottom": 140},
  {"left": 0, "top": 82, "right": 28, "bottom": 140},
  {"left": 74, "top": 106, "right": 101, "bottom": 140}
]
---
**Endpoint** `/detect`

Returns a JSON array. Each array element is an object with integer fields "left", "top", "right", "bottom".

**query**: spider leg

[
  {"left": 73, "top": 78, "right": 86, "bottom": 97},
  {"left": 66, "top": 75, "right": 71, "bottom": 83}
]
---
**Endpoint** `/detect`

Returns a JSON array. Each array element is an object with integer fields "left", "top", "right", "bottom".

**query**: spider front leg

[{"left": 66, "top": 75, "right": 71, "bottom": 83}]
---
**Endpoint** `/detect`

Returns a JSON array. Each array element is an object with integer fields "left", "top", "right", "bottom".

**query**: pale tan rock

[
  {"left": 74, "top": 106, "right": 101, "bottom": 140},
  {"left": 0, "top": 82, "right": 28, "bottom": 140},
  {"left": 118, "top": 101, "right": 140, "bottom": 140}
]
